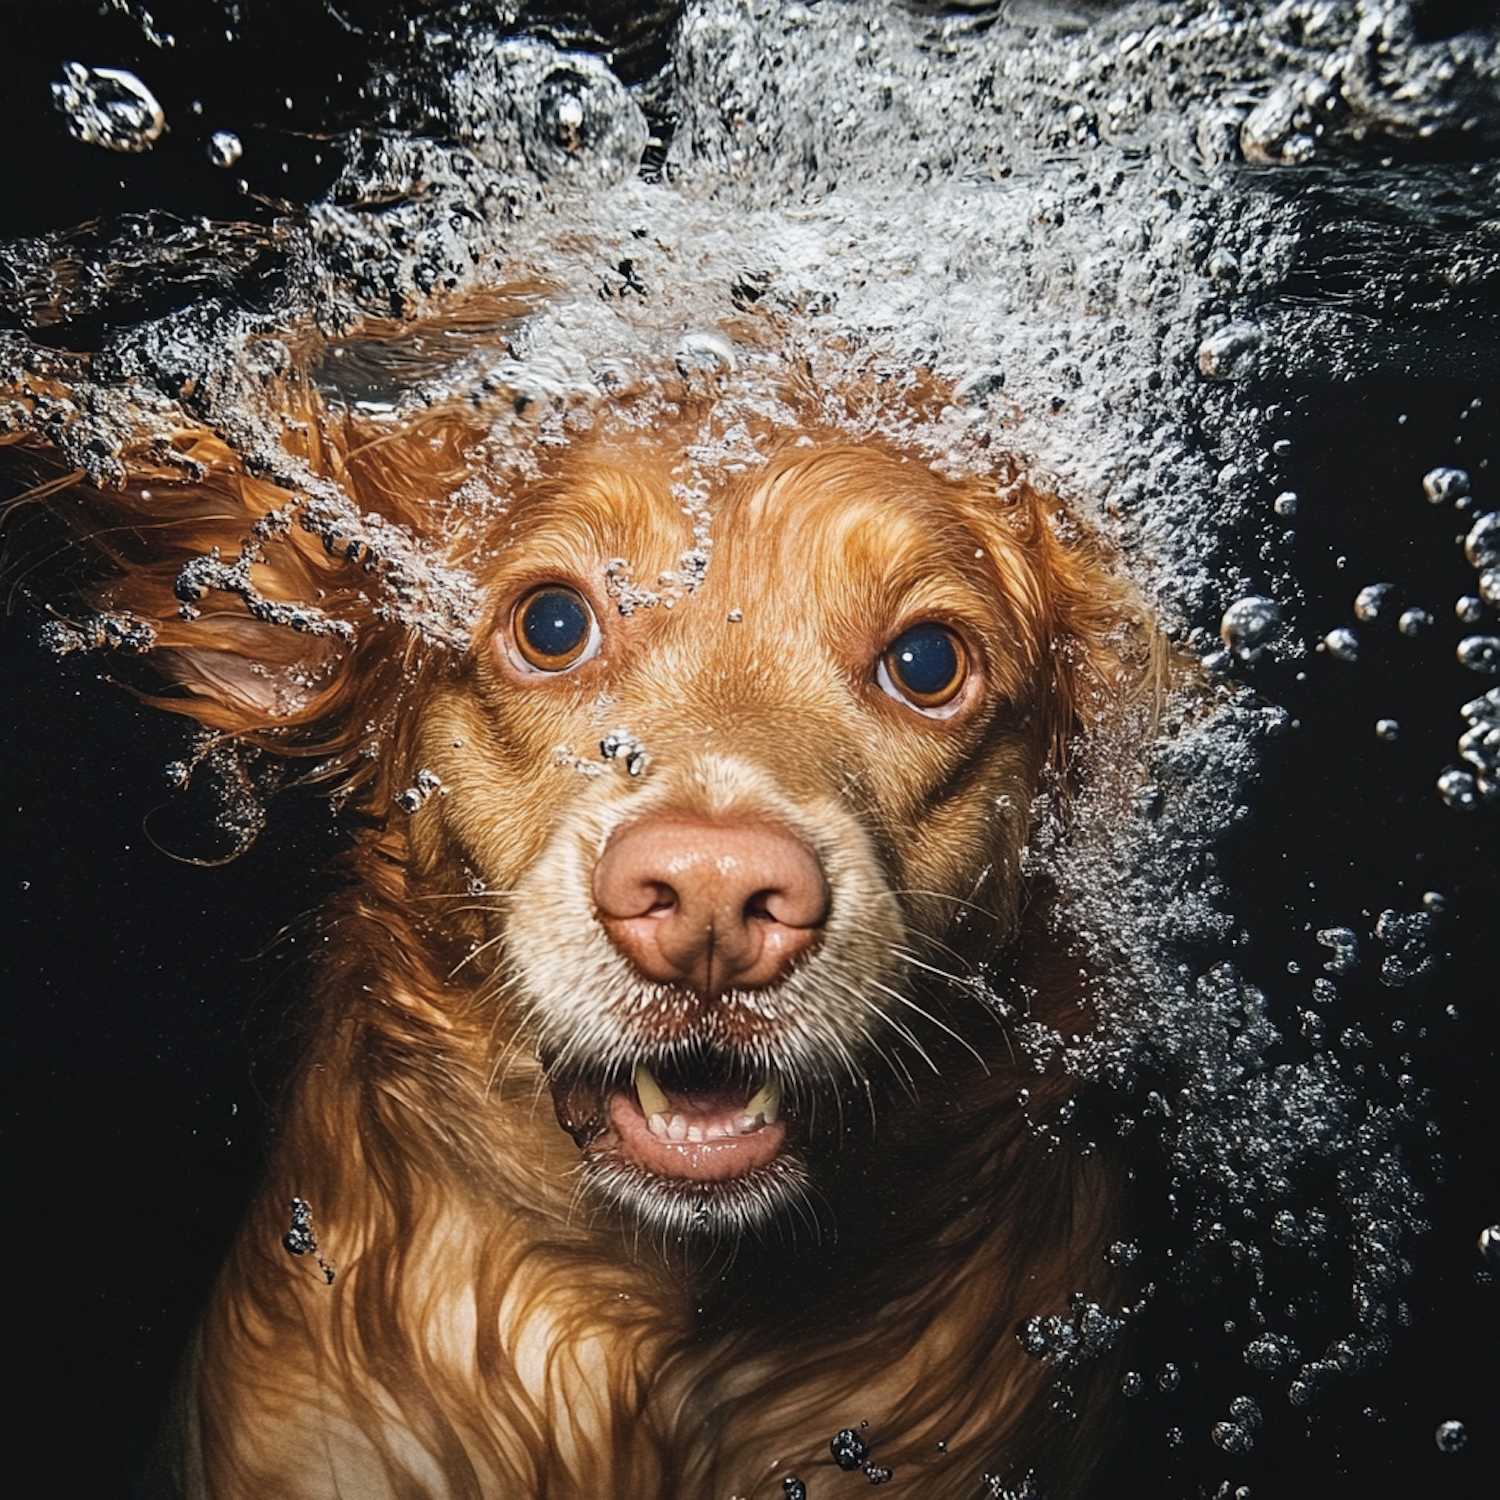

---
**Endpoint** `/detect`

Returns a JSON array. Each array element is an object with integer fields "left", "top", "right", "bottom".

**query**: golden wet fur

[{"left": 2, "top": 328, "right": 1162, "bottom": 1500}]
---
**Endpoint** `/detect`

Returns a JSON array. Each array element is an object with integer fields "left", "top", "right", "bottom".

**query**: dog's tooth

[
  {"left": 648, "top": 1114, "right": 668, "bottom": 1139},
  {"left": 634, "top": 1064, "right": 669, "bottom": 1119},
  {"left": 667, "top": 1115, "right": 688, "bottom": 1142},
  {"left": 733, "top": 1111, "right": 759, "bottom": 1135},
  {"left": 686, "top": 1123, "right": 704, "bottom": 1143},
  {"left": 745, "top": 1075, "right": 782, "bottom": 1125}
]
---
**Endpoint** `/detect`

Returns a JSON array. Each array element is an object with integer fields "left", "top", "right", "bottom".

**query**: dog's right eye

[
  {"left": 512, "top": 586, "right": 600, "bottom": 672},
  {"left": 877, "top": 623, "right": 969, "bottom": 713}
]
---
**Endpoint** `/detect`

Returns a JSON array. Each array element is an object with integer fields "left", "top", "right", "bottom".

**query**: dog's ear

[
  {"left": 961, "top": 476, "right": 1166, "bottom": 778},
  {"left": 1, "top": 371, "right": 484, "bottom": 814}
]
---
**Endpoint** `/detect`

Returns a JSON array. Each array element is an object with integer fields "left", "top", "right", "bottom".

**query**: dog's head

[
  {"left": 402, "top": 435, "right": 1158, "bottom": 1237},
  {"left": 4, "top": 360, "right": 1158, "bottom": 1244}
]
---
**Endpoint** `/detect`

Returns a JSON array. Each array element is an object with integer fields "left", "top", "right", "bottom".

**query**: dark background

[{"left": 2, "top": 4, "right": 1497, "bottom": 1498}]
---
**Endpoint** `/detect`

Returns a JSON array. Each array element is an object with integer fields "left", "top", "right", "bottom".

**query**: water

[{"left": 2, "top": 3, "right": 1498, "bottom": 1498}]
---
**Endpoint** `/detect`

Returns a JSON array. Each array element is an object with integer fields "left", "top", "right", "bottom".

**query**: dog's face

[{"left": 404, "top": 440, "right": 1120, "bottom": 1238}]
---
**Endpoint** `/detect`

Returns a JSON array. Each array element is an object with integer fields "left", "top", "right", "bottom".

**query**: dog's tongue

[{"left": 607, "top": 1079, "right": 786, "bottom": 1181}]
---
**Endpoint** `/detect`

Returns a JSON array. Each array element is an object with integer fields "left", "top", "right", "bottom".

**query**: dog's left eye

[
  {"left": 512, "top": 586, "right": 600, "bottom": 672},
  {"left": 877, "top": 623, "right": 970, "bottom": 712}
]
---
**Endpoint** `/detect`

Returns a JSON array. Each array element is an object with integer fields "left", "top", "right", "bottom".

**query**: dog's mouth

[
  {"left": 551, "top": 1057, "right": 789, "bottom": 1181},
  {"left": 548, "top": 1053, "right": 811, "bottom": 1235},
  {"left": 605, "top": 1064, "right": 787, "bottom": 1180}
]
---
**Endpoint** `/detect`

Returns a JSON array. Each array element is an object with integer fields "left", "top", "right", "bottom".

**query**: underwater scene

[{"left": 2, "top": 3, "right": 1496, "bottom": 1498}]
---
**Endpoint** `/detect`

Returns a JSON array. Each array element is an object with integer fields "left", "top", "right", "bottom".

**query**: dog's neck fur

[{"left": 182, "top": 823, "right": 1117, "bottom": 1500}]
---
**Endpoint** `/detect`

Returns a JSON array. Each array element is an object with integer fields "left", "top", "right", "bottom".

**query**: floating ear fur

[{"left": 2, "top": 365, "right": 496, "bottom": 819}]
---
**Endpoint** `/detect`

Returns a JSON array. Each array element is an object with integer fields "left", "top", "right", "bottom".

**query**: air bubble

[
  {"left": 1480, "top": 1225, "right": 1500, "bottom": 1264},
  {"left": 208, "top": 130, "right": 243, "bottom": 168},
  {"left": 676, "top": 332, "right": 737, "bottom": 379},
  {"left": 1434, "top": 1420, "right": 1467, "bottom": 1454},
  {"left": 1479, "top": 570, "right": 1500, "bottom": 608},
  {"left": 1456, "top": 595, "right": 1484, "bottom": 624},
  {"left": 1220, "top": 596, "right": 1280, "bottom": 662},
  {"left": 1398, "top": 608, "right": 1433, "bottom": 636},
  {"left": 1465, "top": 513, "right": 1500, "bottom": 572},
  {"left": 1273, "top": 491, "right": 1299, "bottom": 517},
  {"left": 1353, "top": 583, "right": 1393, "bottom": 622},
  {"left": 503, "top": 42, "right": 649, "bottom": 186},
  {"left": 1198, "top": 323, "right": 1262, "bottom": 380},
  {"left": 1423, "top": 467, "right": 1470, "bottom": 506},
  {"left": 51, "top": 62, "right": 165, "bottom": 152},
  {"left": 1322, "top": 628, "right": 1359, "bottom": 662},
  {"left": 1456, "top": 635, "right": 1500, "bottom": 675},
  {"left": 1374, "top": 719, "right": 1398, "bottom": 741},
  {"left": 1437, "top": 767, "right": 1479, "bottom": 810}
]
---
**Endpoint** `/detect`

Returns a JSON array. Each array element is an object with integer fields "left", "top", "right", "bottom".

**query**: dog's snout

[{"left": 592, "top": 818, "right": 829, "bottom": 997}]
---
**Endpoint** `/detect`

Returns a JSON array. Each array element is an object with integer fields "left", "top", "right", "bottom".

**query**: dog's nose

[{"left": 593, "top": 817, "right": 829, "bottom": 996}]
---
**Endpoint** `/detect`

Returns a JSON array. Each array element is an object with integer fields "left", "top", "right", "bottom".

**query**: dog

[{"left": 4, "top": 321, "right": 1162, "bottom": 1499}]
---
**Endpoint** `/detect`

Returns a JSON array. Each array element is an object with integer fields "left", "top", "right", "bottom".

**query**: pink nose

[{"left": 592, "top": 817, "right": 829, "bottom": 997}]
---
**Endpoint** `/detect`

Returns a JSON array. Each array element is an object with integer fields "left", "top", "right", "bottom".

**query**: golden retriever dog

[{"left": 3, "top": 316, "right": 1161, "bottom": 1500}]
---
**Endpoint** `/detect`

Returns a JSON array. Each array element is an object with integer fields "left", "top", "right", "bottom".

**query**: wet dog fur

[{"left": 3, "top": 320, "right": 1163, "bottom": 1500}]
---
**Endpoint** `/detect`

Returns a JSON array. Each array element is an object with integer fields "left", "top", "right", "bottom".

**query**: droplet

[
  {"left": 1398, "top": 607, "right": 1433, "bottom": 636},
  {"left": 1220, "top": 595, "right": 1280, "bottom": 661},
  {"left": 1353, "top": 583, "right": 1394, "bottom": 622},
  {"left": 1423, "top": 467, "right": 1470, "bottom": 506},
  {"left": 1274, "top": 490, "right": 1299, "bottom": 517},
  {"left": 1157, "top": 1363, "right": 1181, "bottom": 1393},
  {"left": 1479, "top": 569, "right": 1500, "bottom": 608},
  {"left": 1375, "top": 719, "right": 1399, "bottom": 741},
  {"left": 1434, "top": 1420, "right": 1467, "bottom": 1454},
  {"left": 51, "top": 62, "right": 165, "bottom": 152},
  {"left": 208, "top": 129, "right": 243, "bottom": 167},
  {"left": 1456, "top": 635, "right": 1500, "bottom": 675},
  {"left": 1456, "top": 595, "right": 1484, "bottom": 624},
  {"left": 829, "top": 1428, "right": 870, "bottom": 1470},
  {"left": 1479, "top": 1224, "right": 1500, "bottom": 1264},
  {"left": 1323, "top": 627, "right": 1359, "bottom": 662}
]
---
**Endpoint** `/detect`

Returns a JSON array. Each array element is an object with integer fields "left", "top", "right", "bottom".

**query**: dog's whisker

[{"left": 864, "top": 973, "right": 992, "bottom": 1073}]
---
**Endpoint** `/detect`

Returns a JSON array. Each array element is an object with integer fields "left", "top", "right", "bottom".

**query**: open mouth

[
  {"left": 549, "top": 1052, "right": 810, "bottom": 1235},
  {"left": 608, "top": 1064, "right": 787, "bottom": 1181}
]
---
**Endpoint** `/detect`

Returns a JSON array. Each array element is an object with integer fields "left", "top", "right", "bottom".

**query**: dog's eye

[
  {"left": 513, "top": 586, "right": 600, "bottom": 672},
  {"left": 877, "top": 624, "right": 969, "bottom": 712}
]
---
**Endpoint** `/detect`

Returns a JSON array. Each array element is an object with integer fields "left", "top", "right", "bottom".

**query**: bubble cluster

[
  {"left": 51, "top": 61, "right": 165, "bottom": 152},
  {"left": 1423, "top": 467, "right": 1470, "bottom": 506}
]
